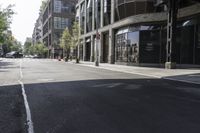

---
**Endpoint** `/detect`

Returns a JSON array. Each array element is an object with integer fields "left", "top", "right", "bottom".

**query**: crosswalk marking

[{"left": 0, "top": 58, "right": 58, "bottom": 62}]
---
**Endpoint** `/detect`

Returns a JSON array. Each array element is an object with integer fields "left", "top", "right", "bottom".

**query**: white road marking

[{"left": 18, "top": 60, "right": 34, "bottom": 133}]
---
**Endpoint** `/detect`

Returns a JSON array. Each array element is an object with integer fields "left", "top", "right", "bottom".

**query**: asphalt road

[{"left": 1, "top": 58, "right": 200, "bottom": 133}]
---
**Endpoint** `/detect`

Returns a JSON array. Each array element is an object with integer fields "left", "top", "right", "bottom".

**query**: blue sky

[{"left": 0, "top": 0, "right": 42, "bottom": 44}]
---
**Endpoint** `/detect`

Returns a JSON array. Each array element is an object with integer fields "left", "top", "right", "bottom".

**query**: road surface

[{"left": 1, "top": 58, "right": 200, "bottom": 133}]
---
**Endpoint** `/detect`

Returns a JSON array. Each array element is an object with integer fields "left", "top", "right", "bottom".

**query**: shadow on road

[
  {"left": 0, "top": 85, "right": 26, "bottom": 133},
  {"left": 22, "top": 78, "right": 200, "bottom": 133},
  {"left": 164, "top": 73, "right": 200, "bottom": 84}
]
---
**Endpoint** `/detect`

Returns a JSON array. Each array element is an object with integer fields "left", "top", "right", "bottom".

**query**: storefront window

[
  {"left": 115, "top": 31, "right": 139, "bottom": 63},
  {"left": 116, "top": 33, "right": 127, "bottom": 62},
  {"left": 127, "top": 32, "right": 139, "bottom": 63},
  {"left": 139, "top": 30, "right": 161, "bottom": 63}
]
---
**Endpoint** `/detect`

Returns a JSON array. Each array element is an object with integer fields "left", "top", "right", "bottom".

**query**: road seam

[{"left": 18, "top": 59, "right": 34, "bottom": 133}]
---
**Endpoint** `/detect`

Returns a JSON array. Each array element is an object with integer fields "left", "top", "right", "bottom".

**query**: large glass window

[
  {"left": 127, "top": 32, "right": 139, "bottom": 63},
  {"left": 54, "top": 0, "right": 74, "bottom": 13},
  {"left": 94, "top": 0, "right": 101, "bottom": 29},
  {"left": 80, "top": 3, "right": 85, "bottom": 34},
  {"left": 115, "top": 0, "right": 154, "bottom": 21},
  {"left": 86, "top": 0, "right": 92, "bottom": 32},
  {"left": 54, "top": 0, "right": 61, "bottom": 13},
  {"left": 139, "top": 30, "right": 160, "bottom": 63},
  {"left": 103, "top": 0, "right": 111, "bottom": 26},
  {"left": 116, "top": 33, "right": 127, "bottom": 62},
  {"left": 62, "top": 2, "right": 72, "bottom": 13},
  {"left": 54, "top": 17, "right": 69, "bottom": 29}
]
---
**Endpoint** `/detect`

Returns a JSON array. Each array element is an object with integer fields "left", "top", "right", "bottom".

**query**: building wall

[
  {"left": 42, "top": 0, "right": 77, "bottom": 58},
  {"left": 76, "top": 0, "right": 200, "bottom": 66}
]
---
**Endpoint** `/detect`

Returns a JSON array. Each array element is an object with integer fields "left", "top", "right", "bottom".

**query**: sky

[{"left": 0, "top": 0, "right": 42, "bottom": 44}]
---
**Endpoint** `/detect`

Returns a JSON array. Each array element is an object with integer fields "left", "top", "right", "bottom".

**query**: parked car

[{"left": 5, "top": 51, "right": 23, "bottom": 58}]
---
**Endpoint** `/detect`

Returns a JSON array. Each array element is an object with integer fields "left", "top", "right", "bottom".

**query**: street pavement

[
  {"left": 1, "top": 58, "right": 200, "bottom": 133},
  {"left": 75, "top": 61, "right": 200, "bottom": 85}
]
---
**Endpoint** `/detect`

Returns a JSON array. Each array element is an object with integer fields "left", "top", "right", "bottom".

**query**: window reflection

[
  {"left": 115, "top": 31, "right": 139, "bottom": 63},
  {"left": 54, "top": 17, "right": 70, "bottom": 29}
]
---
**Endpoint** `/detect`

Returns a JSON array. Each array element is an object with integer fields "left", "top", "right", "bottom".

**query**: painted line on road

[{"left": 18, "top": 60, "right": 34, "bottom": 133}]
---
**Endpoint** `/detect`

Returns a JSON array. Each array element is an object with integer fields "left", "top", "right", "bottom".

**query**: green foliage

[
  {"left": 39, "top": 0, "right": 48, "bottom": 13},
  {"left": 59, "top": 21, "right": 81, "bottom": 59},
  {"left": 60, "top": 28, "right": 72, "bottom": 57},
  {"left": 0, "top": 4, "right": 15, "bottom": 55},
  {"left": 0, "top": 5, "right": 15, "bottom": 43},
  {"left": 1, "top": 32, "right": 22, "bottom": 54},
  {"left": 23, "top": 41, "right": 32, "bottom": 55},
  {"left": 34, "top": 43, "right": 48, "bottom": 57},
  {"left": 23, "top": 42, "right": 48, "bottom": 58},
  {"left": 71, "top": 21, "right": 80, "bottom": 48},
  {"left": 10, "top": 41, "right": 22, "bottom": 52}
]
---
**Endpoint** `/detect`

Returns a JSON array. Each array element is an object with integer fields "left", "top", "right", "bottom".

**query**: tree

[
  {"left": 71, "top": 21, "right": 81, "bottom": 62},
  {"left": 24, "top": 41, "right": 32, "bottom": 55},
  {"left": 60, "top": 28, "right": 72, "bottom": 60},
  {"left": 71, "top": 21, "right": 80, "bottom": 49},
  {"left": 0, "top": 5, "right": 15, "bottom": 56},
  {"left": 10, "top": 41, "right": 22, "bottom": 52},
  {"left": 34, "top": 43, "right": 48, "bottom": 57},
  {"left": 0, "top": 5, "right": 14, "bottom": 43},
  {"left": 39, "top": 0, "right": 48, "bottom": 13},
  {"left": 23, "top": 42, "right": 48, "bottom": 58}
]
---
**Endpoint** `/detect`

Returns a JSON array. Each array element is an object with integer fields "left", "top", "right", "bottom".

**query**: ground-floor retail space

[{"left": 78, "top": 15, "right": 200, "bottom": 67}]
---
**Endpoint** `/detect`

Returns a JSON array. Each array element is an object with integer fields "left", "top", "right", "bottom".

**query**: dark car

[{"left": 5, "top": 51, "right": 23, "bottom": 58}]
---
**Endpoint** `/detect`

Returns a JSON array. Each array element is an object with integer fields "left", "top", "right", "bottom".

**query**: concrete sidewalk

[{"left": 67, "top": 60, "right": 200, "bottom": 85}]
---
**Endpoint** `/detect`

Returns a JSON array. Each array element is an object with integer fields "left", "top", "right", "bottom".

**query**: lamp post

[{"left": 95, "top": 0, "right": 100, "bottom": 66}]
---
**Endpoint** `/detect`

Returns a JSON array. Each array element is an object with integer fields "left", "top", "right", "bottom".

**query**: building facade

[
  {"left": 76, "top": 0, "right": 200, "bottom": 67},
  {"left": 42, "top": 0, "right": 77, "bottom": 58},
  {"left": 32, "top": 13, "right": 43, "bottom": 45}
]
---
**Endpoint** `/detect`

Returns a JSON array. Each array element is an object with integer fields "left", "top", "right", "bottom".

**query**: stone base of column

[
  {"left": 76, "top": 58, "right": 80, "bottom": 63},
  {"left": 90, "top": 56, "right": 94, "bottom": 62},
  {"left": 83, "top": 56, "right": 87, "bottom": 61},
  {"left": 108, "top": 55, "right": 115, "bottom": 64},
  {"left": 99, "top": 56, "right": 104, "bottom": 63},
  {"left": 165, "top": 62, "right": 176, "bottom": 69}
]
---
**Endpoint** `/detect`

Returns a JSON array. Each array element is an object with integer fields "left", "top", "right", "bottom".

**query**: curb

[{"left": 74, "top": 63, "right": 200, "bottom": 85}]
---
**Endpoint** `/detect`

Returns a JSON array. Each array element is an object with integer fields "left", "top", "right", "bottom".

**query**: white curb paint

[{"left": 19, "top": 60, "right": 34, "bottom": 133}]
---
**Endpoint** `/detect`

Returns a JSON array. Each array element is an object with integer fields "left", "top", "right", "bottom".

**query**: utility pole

[
  {"left": 165, "top": 0, "right": 178, "bottom": 69},
  {"left": 95, "top": 0, "right": 100, "bottom": 66}
]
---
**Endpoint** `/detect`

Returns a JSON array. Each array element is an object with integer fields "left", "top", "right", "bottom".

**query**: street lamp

[{"left": 95, "top": 0, "right": 100, "bottom": 66}]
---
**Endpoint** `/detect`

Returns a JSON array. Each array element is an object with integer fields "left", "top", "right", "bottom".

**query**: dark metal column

[{"left": 165, "top": 0, "right": 178, "bottom": 69}]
